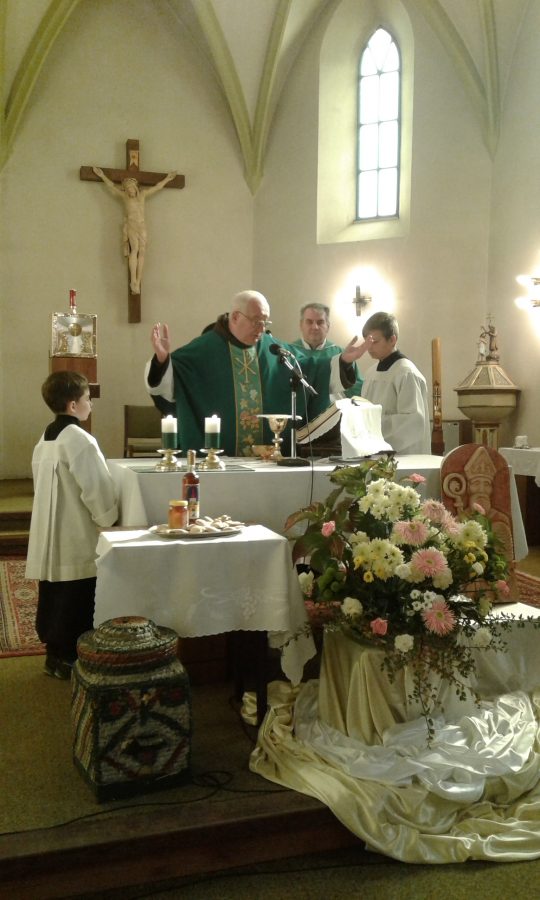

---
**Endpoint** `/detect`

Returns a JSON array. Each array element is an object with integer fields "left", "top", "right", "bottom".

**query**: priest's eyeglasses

[{"left": 237, "top": 311, "right": 272, "bottom": 329}]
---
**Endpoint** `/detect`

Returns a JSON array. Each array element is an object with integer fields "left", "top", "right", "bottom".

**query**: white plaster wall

[
  {"left": 253, "top": 2, "right": 492, "bottom": 426},
  {"left": 487, "top": 0, "right": 540, "bottom": 448},
  {"left": 0, "top": 0, "right": 254, "bottom": 476}
]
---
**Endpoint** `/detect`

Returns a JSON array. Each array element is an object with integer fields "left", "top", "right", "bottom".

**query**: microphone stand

[{"left": 276, "top": 355, "right": 317, "bottom": 468}]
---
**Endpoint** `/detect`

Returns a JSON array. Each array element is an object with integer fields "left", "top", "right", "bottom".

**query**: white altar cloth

[
  {"left": 107, "top": 455, "right": 527, "bottom": 559},
  {"left": 94, "top": 525, "right": 315, "bottom": 686},
  {"left": 250, "top": 606, "right": 540, "bottom": 863}
]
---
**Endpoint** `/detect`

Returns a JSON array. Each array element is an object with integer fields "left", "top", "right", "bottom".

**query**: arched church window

[{"left": 357, "top": 28, "right": 401, "bottom": 220}]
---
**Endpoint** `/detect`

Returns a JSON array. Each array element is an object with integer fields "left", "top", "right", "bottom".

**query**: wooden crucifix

[{"left": 80, "top": 139, "right": 185, "bottom": 323}]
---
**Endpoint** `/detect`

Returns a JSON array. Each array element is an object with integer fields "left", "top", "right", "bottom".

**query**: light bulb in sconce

[
  {"left": 353, "top": 285, "right": 372, "bottom": 316},
  {"left": 515, "top": 274, "right": 540, "bottom": 308}
]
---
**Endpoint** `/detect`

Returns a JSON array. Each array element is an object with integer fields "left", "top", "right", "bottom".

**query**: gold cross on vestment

[{"left": 235, "top": 349, "right": 258, "bottom": 383}]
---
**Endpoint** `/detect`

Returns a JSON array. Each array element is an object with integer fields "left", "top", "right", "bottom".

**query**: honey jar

[{"left": 168, "top": 499, "right": 188, "bottom": 529}]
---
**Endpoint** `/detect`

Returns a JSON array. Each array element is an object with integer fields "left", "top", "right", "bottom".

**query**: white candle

[
  {"left": 205, "top": 414, "right": 221, "bottom": 449},
  {"left": 204, "top": 415, "right": 220, "bottom": 433},
  {"left": 161, "top": 415, "right": 177, "bottom": 449},
  {"left": 161, "top": 415, "right": 177, "bottom": 433}
]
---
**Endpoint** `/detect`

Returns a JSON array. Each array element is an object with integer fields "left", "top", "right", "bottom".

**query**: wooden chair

[
  {"left": 441, "top": 443, "right": 517, "bottom": 599},
  {"left": 123, "top": 405, "right": 163, "bottom": 458}
]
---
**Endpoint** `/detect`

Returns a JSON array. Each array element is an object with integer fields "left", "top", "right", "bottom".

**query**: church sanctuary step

[{"left": 0, "top": 479, "right": 33, "bottom": 555}]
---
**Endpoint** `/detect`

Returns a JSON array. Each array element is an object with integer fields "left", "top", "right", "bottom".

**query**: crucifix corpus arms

[{"left": 80, "top": 139, "right": 185, "bottom": 323}]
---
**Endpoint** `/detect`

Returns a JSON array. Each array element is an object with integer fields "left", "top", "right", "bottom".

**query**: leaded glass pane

[
  {"left": 359, "top": 75, "right": 379, "bottom": 124},
  {"left": 382, "top": 42, "right": 399, "bottom": 72},
  {"left": 379, "top": 72, "right": 399, "bottom": 121},
  {"left": 360, "top": 49, "right": 377, "bottom": 76},
  {"left": 378, "top": 168, "right": 398, "bottom": 216},
  {"left": 359, "top": 124, "right": 379, "bottom": 170},
  {"left": 358, "top": 171, "right": 378, "bottom": 218},
  {"left": 378, "top": 121, "right": 398, "bottom": 168},
  {"left": 370, "top": 29, "right": 392, "bottom": 70}
]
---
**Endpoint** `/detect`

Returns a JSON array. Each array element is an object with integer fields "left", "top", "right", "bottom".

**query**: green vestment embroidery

[{"left": 229, "top": 344, "right": 264, "bottom": 455}]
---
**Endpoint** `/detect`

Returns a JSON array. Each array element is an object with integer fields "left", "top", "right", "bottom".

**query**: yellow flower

[
  {"left": 363, "top": 571, "right": 374, "bottom": 583},
  {"left": 464, "top": 553, "right": 476, "bottom": 564}
]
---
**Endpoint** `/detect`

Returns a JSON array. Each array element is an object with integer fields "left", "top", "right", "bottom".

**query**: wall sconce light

[
  {"left": 516, "top": 274, "right": 540, "bottom": 307},
  {"left": 353, "top": 285, "right": 371, "bottom": 316}
]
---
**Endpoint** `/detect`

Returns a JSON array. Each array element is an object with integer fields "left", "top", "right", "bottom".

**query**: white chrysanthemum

[
  {"left": 472, "top": 626, "right": 492, "bottom": 648},
  {"left": 349, "top": 531, "right": 369, "bottom": 546},
  {"left": 366, "top": 478, "right": 387, "bottom": 497},
  {"left": 452, "top": 520, "right": 488, "bottom": 549},
  {"left": 394, "top": 563, "right": 411, "bottom": 579},
  {"left": 471, "top": 561, "right": 484, "bottom": 575},
  {"left": 432, "top": 569, "right": 453, "bottom": 589},
  {"left": 342, "top": 596, "right": 363, "bottom": 618},
  {"left": 298, "top": 571, "right": 314, "bottom": 595},
  {"left": 410, "top": 589, "right": 421, "bottom": 599},
  {"left": 395, "top": 633, "right": 415, "bottom": 653}
]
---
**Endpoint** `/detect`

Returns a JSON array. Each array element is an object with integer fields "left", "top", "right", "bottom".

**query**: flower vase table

[{"left": 318, "top": 629, "right": 478, "bottom": 745}]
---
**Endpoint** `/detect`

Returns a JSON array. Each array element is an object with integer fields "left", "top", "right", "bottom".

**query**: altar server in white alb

[
  {"left": 26, "top": 372, "right": 118, "bottom": 679},
  {"left": 359, "top": 312, "right": 431, "bottom": 455}
]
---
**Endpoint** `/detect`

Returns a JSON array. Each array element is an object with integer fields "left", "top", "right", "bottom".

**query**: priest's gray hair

[
  {"left": 362, "top": 312, "right": 399, "bottom": 341},
  {"left": 230, "top": 291, "right": 269, "bottom": 314}
]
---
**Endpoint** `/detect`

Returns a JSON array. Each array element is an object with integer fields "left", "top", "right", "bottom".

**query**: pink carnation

[
  {"left": 422, "top": 599, "right": 456, "bottom": 635},
  {"left": 321, "top": 521, "right": 336, "bottom": 537},
  {"left": 472, "top": 502, "right": 485, "bottom": 515},
  {"left": 370, "top": 617, "right": 388, "bottom": 635},
  {"left": 496, "top": 579, "right": 511, "bottom": 597},
  {"left": 406, "top": 473, "right": 426, "bottom": 484}
]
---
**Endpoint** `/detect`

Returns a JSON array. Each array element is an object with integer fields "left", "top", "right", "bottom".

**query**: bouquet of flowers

[{"left": 285, "top": 456, "right": 517, "bottom": 741}]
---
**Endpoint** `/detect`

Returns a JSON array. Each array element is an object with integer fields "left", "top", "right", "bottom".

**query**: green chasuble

[
  {"left": 171, "top": 331, "right": 332, "bottom": 456},
  {"left": 291, "top": 339, "right": 364, "bottom": 398}
]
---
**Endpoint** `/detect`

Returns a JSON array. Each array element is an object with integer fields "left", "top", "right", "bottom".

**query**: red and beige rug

[
  {"left": 515, "top": 570, "right": 540, "bottom": 608},
  {"left": 0, "top": 558, "right": 43, "bottom": 657}
]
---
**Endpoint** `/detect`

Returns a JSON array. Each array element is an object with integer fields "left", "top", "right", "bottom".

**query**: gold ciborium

[{"left": 256, "top": 414, "right": 293, "bottom": 461}]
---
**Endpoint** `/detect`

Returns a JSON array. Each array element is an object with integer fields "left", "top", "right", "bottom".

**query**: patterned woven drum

[{"left": 72, "top": 616, "right": 191, "bottom": 800}]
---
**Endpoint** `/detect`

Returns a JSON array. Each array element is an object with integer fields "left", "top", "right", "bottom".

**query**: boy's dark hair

[
  {"left": 41, "top": 371, "right": 89, "bottom": 414},
  {"left": 362, "top": 312, "right": 399, "bottom": 341}
]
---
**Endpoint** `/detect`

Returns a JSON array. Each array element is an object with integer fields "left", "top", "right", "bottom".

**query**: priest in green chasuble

[
  {"left": 145, "top": 291, "right": 365, "bottom": 457},
  {"left": 291, "top": 303, "right": 364, "bottom": 400}
]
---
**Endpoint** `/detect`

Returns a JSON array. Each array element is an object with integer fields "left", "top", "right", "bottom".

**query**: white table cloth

[
  {"left": 107, "top": 454, "right": 528, "bottom": 559},
  {"left": 94, "top": 524, "right": 315, "bottom": 686},
  {"left": 500, "top": 446, "right": 540, "bottom": 485}
]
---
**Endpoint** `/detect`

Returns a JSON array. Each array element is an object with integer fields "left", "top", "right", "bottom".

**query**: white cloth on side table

[{"left": 94, "top": 524, "right": 315, "bottom": 685}]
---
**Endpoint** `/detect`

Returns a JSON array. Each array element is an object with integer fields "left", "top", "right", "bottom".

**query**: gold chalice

[{"left": 256, "top": 414, "right": 294, "bottom": 461}]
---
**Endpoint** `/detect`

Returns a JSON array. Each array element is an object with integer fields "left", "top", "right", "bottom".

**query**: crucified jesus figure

[{"left": 93, "top": 166, "right": 177, "bottom": 295}]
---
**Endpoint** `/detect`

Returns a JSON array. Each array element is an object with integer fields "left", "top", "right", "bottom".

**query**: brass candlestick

[
  {"left": 199, "top": 447, "right": 225, "bottom": 470},
  {"left": 155, "top": 448, "right": 181, "bottom": 471}
]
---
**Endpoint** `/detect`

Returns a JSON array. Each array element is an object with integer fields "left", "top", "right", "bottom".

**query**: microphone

[{"left": 269, "top": 343, "right": 294, "bottom": 358}]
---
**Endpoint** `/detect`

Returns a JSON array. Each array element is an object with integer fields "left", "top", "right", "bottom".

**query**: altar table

[
  {"left": 107, "top": 454, "right": 528, "bottom": 559},
  {"left": 94, "top": 524, "right": 315, "bottom": 690},
  {"left": 107, "top": 455, "right": 447, "bottom": 532}
]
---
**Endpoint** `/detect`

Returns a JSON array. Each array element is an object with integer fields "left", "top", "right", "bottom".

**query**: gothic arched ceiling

[{"left": 0, "top": 0, "right": 530, "bottom": 189}]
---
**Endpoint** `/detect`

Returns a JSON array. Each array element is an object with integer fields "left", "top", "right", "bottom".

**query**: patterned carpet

[
  {"left": 0, "top": 557, "right": 539, "bottom": 658},
  {"left": 0, "top": 558, "right": 43, "bottom": 657},
  {"left": 515, "top": 569, "right": 540, "bottom": 607}
]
